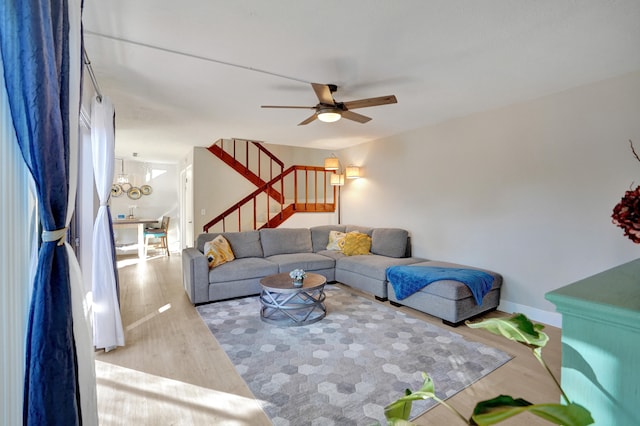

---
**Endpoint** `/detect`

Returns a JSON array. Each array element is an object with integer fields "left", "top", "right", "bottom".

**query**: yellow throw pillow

[
  {"left": 326, "top": 230, "right": 347, "bottom": 251},
  {"left": 342, "top": 232, "right": 371, "bottom": 256},
  {"left": 204, "top": 235, "right": 235, "bottom": 269}
]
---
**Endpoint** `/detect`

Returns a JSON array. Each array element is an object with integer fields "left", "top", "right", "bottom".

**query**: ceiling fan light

[{"left": 317, "top": 107, "right": 342, "bottom": 123}]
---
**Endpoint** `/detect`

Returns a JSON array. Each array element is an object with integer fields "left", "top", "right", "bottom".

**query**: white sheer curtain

[{"left": 91, "top": 96, "right": 125, "bottom": 350}]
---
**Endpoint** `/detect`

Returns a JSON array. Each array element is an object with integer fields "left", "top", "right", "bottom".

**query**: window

[{"left": 1, "top": 60, "right": 38, "bottom": 426}]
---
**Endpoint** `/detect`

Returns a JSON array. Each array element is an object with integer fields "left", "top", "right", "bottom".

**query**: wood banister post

[{"left": 253, "top": 198, "right": 257, "bottom": 230}]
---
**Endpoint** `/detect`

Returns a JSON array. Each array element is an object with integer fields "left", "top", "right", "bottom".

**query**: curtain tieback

[
  {"left": 42, "top": 227, "right": 68, "bottom": 246},
  {"left": 100, "top": 202, "right": 108, "bottom": 207}
]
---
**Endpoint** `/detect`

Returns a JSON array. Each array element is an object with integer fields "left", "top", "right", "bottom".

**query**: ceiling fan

[{"left": 261, "top": 83, "right": 397, "bottom": 125}]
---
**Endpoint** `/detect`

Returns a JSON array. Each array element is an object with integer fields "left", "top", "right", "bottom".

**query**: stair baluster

[{"left": 204, "top": 139, "right": 336, "bottom": 233}]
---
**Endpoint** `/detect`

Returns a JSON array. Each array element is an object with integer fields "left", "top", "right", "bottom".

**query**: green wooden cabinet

[{"left": 546, "top": 259, "right": 640, "bottom": 426}]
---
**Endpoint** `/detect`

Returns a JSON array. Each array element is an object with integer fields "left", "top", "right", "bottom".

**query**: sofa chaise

[
  {"left": 387, "top": 260, "right": 503, "bottom": 326},
  {"left": 182, "top": 225, "right": 502, "bottom": 325}
]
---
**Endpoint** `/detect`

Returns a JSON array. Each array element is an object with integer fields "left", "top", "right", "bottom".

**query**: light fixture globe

[
  {"left": 317, "top": 107, "right": 342, "bottom": 123},
  {"left": 330, "top": 173, "right": 345, "bottom": 186},
  {"left": 117, "top": 158, "right": 129, "bottom": 184},
  {"left": 324, "top": 156, "right": 340, "bottom": 170}
]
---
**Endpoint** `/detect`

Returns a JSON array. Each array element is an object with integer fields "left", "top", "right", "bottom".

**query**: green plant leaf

[
  {"left": 417, "top": 372, "right": 435, "bottom": 393},
  {"left": 384, "top": 391, "right": 414, "bottom": 421},
  {"left": 385, "top": 373, "right": 469, "bottom": 425},
  {"left": 471, "top": 395, "right": 532, "bottom": 424},
  {"left": 386, "top": 419, "right": 417, "bottom": 426},
  {"left": 471, "top": 397, "right": 593, "bottom": 426},
  {"left": 473, "top": 395, "right": 533, "bottom": 415},
  {"left": 466, "top": 313, "right": 549, "bottom": 349},
  {"left": 384, "top": 373, "right": 435, "bottom": 421},
  {"left": 527, "top": 403, "right": 594, "bottom": 425}
]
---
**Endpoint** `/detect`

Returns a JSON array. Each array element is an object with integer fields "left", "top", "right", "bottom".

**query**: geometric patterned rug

[{"left": 197, "top": 285, "right": 512, "bottom": 425}]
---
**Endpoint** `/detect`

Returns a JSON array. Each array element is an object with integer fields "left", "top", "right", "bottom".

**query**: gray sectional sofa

[{"left": 182, "top": 225, "right": 503, "bottom": 325}]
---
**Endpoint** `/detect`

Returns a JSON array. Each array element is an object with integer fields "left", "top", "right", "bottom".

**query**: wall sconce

[{"left": 345, "top": 165, "right": 361, "bottom": 179}]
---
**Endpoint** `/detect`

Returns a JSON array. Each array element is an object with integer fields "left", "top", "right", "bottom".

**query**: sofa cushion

[
  {"left": 196, "top": 232, "right": 221, "bottom": 253},
  {"left": 337, "top": 255, "right": 423, "bottom": 281},
  {"left": 223, "top": 231, "right": 263, "bottom": 258},
  {"left": 345, "top": 224, "right": 373, "bottom": 236},
  {"left": 209, "top": 257, "right": 278, "bottom": 283},
  {"left": 315, "top": 249, "right": 346, "bottom": 261},
  {"left": 260, "top": 228, "right": 312, "bottom": 257},
  {"left": 265, "top": 252, "right": 335, "bottom": 273},
  {"left": 204, "top": 235, "right": 235, "bottom": 269},
  {"left": 310, "top": 225, "right": 346, "bottom": 252},
  {"left": 371, "top": 228, "right": 409, "bottom": 258}
]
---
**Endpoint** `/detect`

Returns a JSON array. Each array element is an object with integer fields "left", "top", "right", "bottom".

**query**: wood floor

[{"left": 96, "top": 254, "right": 562, "bottom": 425}]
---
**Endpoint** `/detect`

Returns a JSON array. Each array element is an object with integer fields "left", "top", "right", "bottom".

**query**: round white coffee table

[{"left": 259, "top": 272, "right": 327, "bottom": 326}]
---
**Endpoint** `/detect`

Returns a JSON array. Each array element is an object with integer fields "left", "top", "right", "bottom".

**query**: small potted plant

[{"left": 289, "top": 269, "right": 306, "bottom": 287}]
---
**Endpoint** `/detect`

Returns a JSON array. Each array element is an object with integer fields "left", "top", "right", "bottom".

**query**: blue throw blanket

[{"left": 386, "top": 266, "right": 494, "bottom": 305}]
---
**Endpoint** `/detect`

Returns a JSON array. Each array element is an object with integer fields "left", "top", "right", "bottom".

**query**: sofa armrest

[{"left": 182, "top": 247, "right": 210, "bottom": 304}]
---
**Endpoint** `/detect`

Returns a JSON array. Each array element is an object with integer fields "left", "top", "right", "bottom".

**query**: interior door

[{"left": 180, "top": 165, "right": 194, "bottom": 248}]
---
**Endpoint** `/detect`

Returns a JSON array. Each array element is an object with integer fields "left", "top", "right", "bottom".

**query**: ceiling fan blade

[
  {"left": 341, "top": 110, "right": 371, "bottom": 124},
  {"left": 311, "top": 83, "right": 335, "bottom": 105},
  {"left": 298, "top": 114, "right": 318, "bottom": 126},
  {"left": 342, "top": 95, "right": 397, "bottom": 110},
  {"left": 261, "top": 105, "right": 315, "bottom": 109}
]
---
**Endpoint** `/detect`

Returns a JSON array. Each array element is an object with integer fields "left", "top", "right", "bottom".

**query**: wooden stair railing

[
  {"left": 208, "top": 138, "right": 285, "bottom": 203},
  {"left": 203, "top": 165, "right": 336, "bottom": 233}
]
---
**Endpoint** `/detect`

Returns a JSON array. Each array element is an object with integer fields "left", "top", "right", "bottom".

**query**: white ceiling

[{"left": 82, "top": 1, "right": 640, "bottom": 163}]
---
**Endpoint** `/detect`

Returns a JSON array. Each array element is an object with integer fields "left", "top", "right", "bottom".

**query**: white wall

[
  {"left": 338, "top": 70, "right": 640, "bottom": 326},
  {"left": 281, "top": 212, "right": 336, "bottom": 228},
  {"left": 192, "top": 146, "right": 257, "bottom": 234}
]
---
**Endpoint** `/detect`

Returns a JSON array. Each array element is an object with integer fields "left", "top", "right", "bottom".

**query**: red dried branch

[{"left": 629, "top": 140, "right": 640, "bottom": 164}]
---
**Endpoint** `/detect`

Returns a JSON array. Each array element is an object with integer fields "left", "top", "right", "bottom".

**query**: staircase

[{"left": 203, "top": 138, "right": 336, "bottom": 233}]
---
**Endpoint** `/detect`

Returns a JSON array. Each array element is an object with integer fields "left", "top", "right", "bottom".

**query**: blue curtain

[{"left": 0, "top": 0, "right": 81, "bottom": 424}]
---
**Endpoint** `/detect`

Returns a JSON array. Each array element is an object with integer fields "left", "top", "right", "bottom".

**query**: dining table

[{"left": 113, "top": 218, "right": 159, "bottom": 258}]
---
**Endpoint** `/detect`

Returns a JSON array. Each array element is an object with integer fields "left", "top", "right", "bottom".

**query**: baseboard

[{"left": 498, "top": 300, "right": 562, "bottom": 328}]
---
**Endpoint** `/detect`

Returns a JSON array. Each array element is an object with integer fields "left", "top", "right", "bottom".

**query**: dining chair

[{"left": 144, "top": 216, "right": 170, "bottom": 256}]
